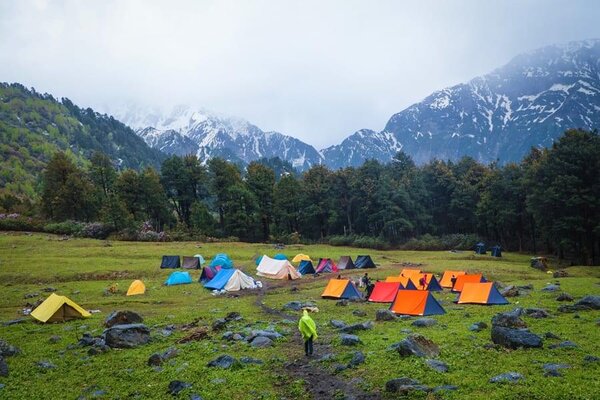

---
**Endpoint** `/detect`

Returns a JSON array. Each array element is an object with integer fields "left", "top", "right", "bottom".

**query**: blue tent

[
  {"left": 160, "top": 255, "right": 180, "bottom": 269},
  {"left": 210, "top": 253, "right": 233, "bottom": 269},
  {"left": 398, "top": 279, "right": 417, "bottom": 290},
  {"left": 339, "top": 281, "right": 362, "bottom": 299},
  {"left": 204, "top": 269, "right": 236, "bottom": 290},
  {"left": 165, "top": 271, "right": 193, "bottom": 286},
  {"left": 474, "top": 242, "right": 486, "bottom": 255},
  {"left": 491, "top": 245, "right": 502, "bottom": 257},
  {"left": 355, "top": 255, "right": 376, "bottom": 268},
  {"left": 273, "top": 253, "right": 287, "bottom": 260},
  {"left": 255, "top": 255, "right": 263, "bottom": 266},
  {"left": 298, "top": 260, "right": 315, "bottom": 275}
]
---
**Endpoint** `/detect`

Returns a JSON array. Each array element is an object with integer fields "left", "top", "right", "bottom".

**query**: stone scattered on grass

[
  {"left": 148, "top": 347, "right": 179, "bottom": 367},
  {"left": 347, "top": 351, "right": 365, "bottom": 368},
  {"left": 490, "top": 372, "right": 524, "bottom": 383},
  {"left": 42, "top": 287, "right": 57, "bottom": 293},
  {"left": 207, "top": 355, "right": 238, "bottom": 369},
  {"left": 385, "top": 377, "right": 429, "bottom": 393},
  {"left": 340, "top": 334, "right": 361, "bottom": 346},
  {"left": 575, "top": 296, "right": 600, "bottom": 309},
  {"left": 340, "top": 321, "right": 374, "bottom": 334},
  {"left": 212, "top": 319, "right": 227, "bottom": 331},
  {"left": 37, "top": 360, "right": 56, "bottom": 370},
  {"left": 523, "top": 308, "right": 550, "bottom": 318},
  {"left": 491, "top": 326, "right": 543, "bottom": 349},
  {"left": 335, "top": 300, "right": 348, "bottom": 307},
  {"left": 541, "top": 284, "right": 560, "bottom": 292},
  {"left": 2, "top": 318, "right": 27, "bottom": 327},
  {"left": 584, "top": 355, "right": 599, "bottom": 363},
  {"left": 104, "top": 311, "right": 143, "bottom": 328},
  {"left": 0, "top": 356, "right": 8, "bottom": 377},
  {"left": 330, "top": 320, "right": 347, "bottom": 329},
  {"left": 48, "top": 335, "right": 62, "bottom": 344},
  {"left": 352, "top": 310, "right": 367, "bottom": 317},
  {"left": 250, "top": 336, "right": 273, "bottom": 348},
  {"left": 167, "top": 380, "right": 191, "bottom": 396},
  {"left": 102, "top": 324, "right": 150, "bottom": 348},
  {"left": 469, "top": 322, "right": 488, "bottom": 332},
  {"left": 283, "top": 301, "right": 316, "bottom": 311},
  {"left": 239, "top": 357, "right": 263, "bottom": 365},
  {"left": 395, "top": 334, "right": 440, "bottom": 358},
  {"left": 432, "top": 385, "right": 458, "bottom": 393},
  {"left": 376, "top": 309, "right": 397, "bottom": 321},
  {"left": 544, "top": 332, "right": 561, "bottom": 340},
  {"left": 543, "top": 363, "right": 570, "bottom": 377},
  {"left": 556, "top": 293, "right": 574, "bottom": 302},
  {"left": 553, "top": 270, "right": 569, "bottom": 278},
  {"left": 549, "top": 340, "right": 578, "bottom": 349},
  {"left": 0, "top": 339, "right": 20, "bottom": 357},
  {"left": 316, "top": 353, "right": 335, "bottom": 362},
  {"left": 411, "top": 318, "right": 437, "bottom": 327},
  {"left": 425, "top": 359, "right": 448, "bottom": 373},
  {"left": 491, "top": 309, "right": 527, "bottom": 328},
  {"left": 500, "top": 286, "right": 519, "bottom": 297}
]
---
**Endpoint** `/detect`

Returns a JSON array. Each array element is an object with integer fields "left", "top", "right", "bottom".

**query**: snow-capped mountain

[
  {"left": 109, "top": 105, "right": 323, "bottom": 170},
  {"left": 324, "top": 39, "right": 600, "bottom": 167}
]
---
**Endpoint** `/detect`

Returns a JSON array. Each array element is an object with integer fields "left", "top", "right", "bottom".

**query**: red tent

[{"left": 368, "top": 281, "right": 401, "bottom": 303}]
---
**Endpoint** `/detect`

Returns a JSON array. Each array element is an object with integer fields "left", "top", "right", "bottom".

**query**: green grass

[{"left": 0, "top": 232, "right": 599, "bottom": 399}]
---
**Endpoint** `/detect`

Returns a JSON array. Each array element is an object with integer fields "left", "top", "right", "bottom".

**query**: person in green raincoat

[{"left": 298, "top": 308, "right": 318, "bottom": 356}]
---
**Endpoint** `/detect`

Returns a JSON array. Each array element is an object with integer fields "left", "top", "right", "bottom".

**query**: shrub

[
  {"left": 0, "top": 214, "right": 43, "bottom": 231},
  {"left": 328, "top": 234, "right": 357, "bottom": 247},
  {"left": 43, "top": 220, "right": 84, "bottom": 235},
  {"left": 352, "top": 235, "right": 390, "bottom": 250},
  {"left": 77, "top": 222, "right": 112, "bottom": 239},
  {"left": 400, "top": 233, "right": 478, "bottom": 251}
]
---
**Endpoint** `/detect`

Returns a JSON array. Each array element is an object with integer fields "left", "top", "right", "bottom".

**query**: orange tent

[
  {"left": 321, "top": 279, "right": 362, "bottom": 299},
  {"left": 400, "top": 268, "right": 422, "bottom": 278},
  {"left": 439, "top": 270, "right": 466, "bottom": 288},
  {"left": 410, "top": 273, "right": 443, "bottom": 291},
  {"left": 452, "top": 274, "right": 485, "bottom": 292},
  {"left": 389, "top": 290, "right": 445, "bottom": 316},
  {"left": 457, "top": 282, "right": 508, "bottom": 304},
  {"left": 385, "top": 276, "right": 417, "bottom": 290}
]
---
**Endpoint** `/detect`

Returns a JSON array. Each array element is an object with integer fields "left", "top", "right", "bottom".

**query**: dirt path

[{"left": 254, "top": 287, "right": 381, "bottom": 400}]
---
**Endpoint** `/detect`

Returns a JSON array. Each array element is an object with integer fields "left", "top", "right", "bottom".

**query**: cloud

[{"left": 1, "top": 0, "right": 599, "bottom": 148}]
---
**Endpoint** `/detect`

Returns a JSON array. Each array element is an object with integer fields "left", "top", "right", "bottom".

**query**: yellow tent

[
  {"left": 292, "top": 253, "right": 311, "bottom": 263},
  {"left": 126, "top": 280, "right": 146, "bottom": 296},
  {"left": 30, "top": 293, "right": 91, "bottom": 323}
]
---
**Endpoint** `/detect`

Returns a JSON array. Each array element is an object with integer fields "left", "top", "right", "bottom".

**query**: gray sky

[{"left": 1, "top": 0, "right": 599, "bottom": 148}]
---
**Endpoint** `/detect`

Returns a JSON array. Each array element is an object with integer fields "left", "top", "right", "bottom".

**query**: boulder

[
  {"left": 348, "top": 351, "right": 365, "bottom": 368},
  {"left": 491, "top": 326, "right": 543, "bottom": 349},
  {"left": 249, "top": 330, "right": 282, "bottom": 341},
  {"left": 549, "top": 340, "right": 577, "bottom": 349},
  {"left": 207, "top": 355, "right": 238, "bottom": 369},
  {"left": 147, "top": 353, "right": 163, "bottom": 367},
  {"left": 0, "top": 339, "right": 20, "bottom": 357},
  {"left": 491, "top": 309, "right": 527, "bottom": 328},
  {"left": 283, "top": 301, "right": 316, "bottom": 311},
  {"left": 212, "top": 318, "right": 227, "bottom": 331},
  {"left": 250, "top": 336, "right": 273, "bottom": 348},
  {"left": 239, "top": 357, "right": 263, "bottom": 365},
  {"left": 469, "top": 322, "right": 488, "bottom": 332},
  {"left": 104, "top": 311, "right": 143, "bottom": 328},
  {"left": 553, "top": 270, "right": 569, "bottom": 278},
  {"left": 411, "top": 318, "right": 437, "bottom": 327},
  {"left": 425, "top": 359, "right": 448, "bottom": 373},
  {"left": 385, "top": 377, "right": 429, "bottom": 394},
  {"left": 523, "top": 308, "right": 550, "bottom": 318},
  {"left": 340, "top": 321, "right": 374, "bottom": 334},
  {"left": 340, "top": 334, "right": 361, "bottom": 346},
  {"left": 330, "top": 320, "right": 347, "bottom": 329},
  {"left": 500, "top": 286, "right": 519, "bottom": 297},
  {"left": 352, "top": 310, "right": 367, "bottom": 317},
  {"left": 0, "top": 356, "right": 7, "bottom": 377},
  {"left": 395, "top": 334, "right": 440, "bottom": 357},
  {"left": 541, "top": 284, "right": 560, "bottom": 292},
  {"left": 103, "top": 324, "right": 150, "bottom": 349},
  {"left": 376, "top": 309, "right": 397, "bottom": 321},
  {"left": 222, "top": 331, "right": 234, "bottom": 341},
  {"left": 543, "top": 363, "right": 569, "bottom": 377},
  {"left": 224, "top": 312, "right": 242, "bottom": 322},
  {"left": 490, "top": 372, "right": 524, "bottom": 383},
  {"left": 167, "top": 380, "right": 191, "bottom": 396},
  {"left": 575, "top": 296, "right": 600, "bottom": 310},
  {"left": 556, "top": 293, "right": 574, "bottom": 302},
  {"left": 335, "top": 300, "right": 349, "bottom": 307}
]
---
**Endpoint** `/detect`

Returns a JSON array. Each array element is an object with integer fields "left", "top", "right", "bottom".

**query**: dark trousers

[{"left": 304, "top": 336, "right": 314, "bottom": 355}]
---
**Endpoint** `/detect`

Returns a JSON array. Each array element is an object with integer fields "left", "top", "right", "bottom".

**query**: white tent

[
  {"left": 224, "top": 269, "right": 259, "bottom": 291},
  {"left": 256, "top": 255, "right": 302, "bottom": 280}
]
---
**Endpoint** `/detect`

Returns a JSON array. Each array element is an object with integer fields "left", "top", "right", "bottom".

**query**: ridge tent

[
  {"left": 321, "top": 279, "right": 362, "bottom": 299},
  {"left": 411, "top": 273, "right": 443, "bottom": 291},
  {"left": 126, "top": 280, "right": 146, "bottom": 296},
  {"left": 298, "top": 260, "right": 316, "bottom": 275},
  {"left": 194, "top": 254, "right": 205, "bottom": 266},
  {"left": 491, "top": 245, "right": 502, "bottom": 257},
  {"left": 457, "top": 282, "right": 508, "bottom": 305},
  {"left": 199, "top": 265, "right": 222, "bottom": 283},
  {"left": 255, "top": 255, "right": 263, "bottom": 266},
  {"left": 440, "top": 270, "right": 466, "bottom": 288},
  {"left": 204, "top": 269, "right": 258, "bottom": 291},
  {"left": 164, "top": 271, "right": 193, "bottom": 286},
  {"left": 452, "top": 274, "right": 486, "bottom": 292},
  {"left": 30, "top": 293, "right": 91, "bottom": 323},
  {"left": 274, "top": 253, "right": 288, "bottom": 260},
  {"left": 316, "top": 258, "right": 338, "bottom": 273},
  {"left": 400, "top": 268, "right": 422, "bottom": 278},
  {"left": 385, "top": 276, "right": 417, "bottom": 290},
  {"left": 292, "top": 254, "right": 311, "bottom": 263},
  {"left": 160, "top": 255, "right": 180, "bottom": 269},
  {"left": 368, "top": 281, "right": 401, "bottom": 303},
  {"left": 337, "top": 256, "right": 356, "bottom": 270},
  {"left": 182, "top": 256, "right": 201, "bottom": 269},
  {"left": 475, "top": 242, "right": 486, "bottom": 255},
  {"left": 257, "top": 255, "right": 301, "bottom": 280},
  {"left": 354, "top": 255, "right": 376, "bottom": 269},
  {"left": 389, "top": 290, "right": 446, "bottom": 316},
  {"left": 210, "top": 254, "right": 233, "bottom": 269}
]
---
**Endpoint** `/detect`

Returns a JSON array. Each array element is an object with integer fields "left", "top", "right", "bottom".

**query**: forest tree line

[{"left": 2, "top": 129, "right": 599, "bottom": 265}]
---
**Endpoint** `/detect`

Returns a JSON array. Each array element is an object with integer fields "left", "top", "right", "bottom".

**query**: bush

[
  {"left": 400, "top": 233, "right": 478, "bottom": 251},
  {"left": 0, "top": 213, "right": 43, "bottom": 231},
  {"left": 43, "top": 220, "right": 84, "bottom": 235},
  {"left": 328, "top": 234, "right": 357, "bottom": 247},
  {"left": 327, "top": 234, "right": 390, "bottom": 250},
  {"left": 77, "top": 222, "right": 112, "bottom": 239}
]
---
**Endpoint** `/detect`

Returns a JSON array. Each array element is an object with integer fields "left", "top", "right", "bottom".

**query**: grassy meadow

[{"left": 0, "top": 232, "right": 599, "bottom": 399}]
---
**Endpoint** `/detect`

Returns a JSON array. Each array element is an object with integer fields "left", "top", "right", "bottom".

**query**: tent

[
  {"left": 337, "top": 256, "right": 355, "bottom": 270},
  {"left": 452, "top": 274, "right": 486, "bottom": 292},
  {"left": 411, "top": 273, "right": 443, "bottom": 291},
  {"left": 400, "top": 268, "right": 422, "bottom": 278},
  {"left": 210, "top": 253, "right": 233, "bottom": 269},
  {"left": 274, "top": 253, "right": 288, "bottom": 260},
  {"left": 30, "top": 293, "right": 91, "bottom": 323},
  {"left": 204, "top": 269, "right": 258, "bottom": 291},
  {"left": 368, "top": 281, "right": 401, "bottom": 303},
  {"left": 126, "top": 280, "right": 146, "bottom": 296},
  {"left": 199, "top": 265, "right": 222, "bottom": 283},
  {"left": 164, "top": 271, "right": 193, "bottom": 286},
  {"left": 160, "top": 255, "right": 180, "bottom": 269},
  {"left": 257, "top": 255, "right": 301, "bottom": 280},
  {"left": 385, "top": 276, "right": 417, "bottom": 290},
  {"left": 194, "top": 254, "right": 205, "bottom": 266},
  {"left": 298, "top": 260, "right": 316, "bottom": 275},
  {"left": 316, "top": 258, "right": 338, "bottom": 273},
  {"left": 440, "top": 270, "right": 466, "bottom": 288},
  {"left": 491, "top": 245, "right": 502, "bottom": 257},
  {"left": 475, "top": 242, "right": 486, "bottom": 255},
  {"left": 321, "top": 279, "right": 362, "bottom": 299},
  {"left": 182, "top": 256, "right": 201, "bottom": 269},
  {"left": 457, "top": 282, "right": 508, "bottom": 305},
  {"left": 389, "top": 290, "right": 446, "bottom": 316},
  {"left": 354, "top": 255, "right": 376, "bottom": 268},
  {"left": 292, "top": 253, "right": 311, "bottom": 263},
  {"left": 255, "top": 255, "right": 263, "bottom": 266}
]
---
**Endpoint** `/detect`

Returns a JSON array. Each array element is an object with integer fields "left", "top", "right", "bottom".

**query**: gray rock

[
  {"left": 348, "top": 351, "right": 365, "bottom": 368},
  {"left": 340, "top": 321, "right": 374, "bottom": 334},
  {"left": 239, "top": 357, "right": 263, "bottom": 365},
  {"left": 250, "top": 336, "right": 273, "bottom": 348},
  {"left": 549, "top": 340, "right": 577, "bottom": 349},
  {"left": 425, "top": 359, "right": 448, "bottom": 373},
  {"left": 148, "top": 353, "right": 163, "bottom": 367},
  {"left": 330, "top": 320, "right": 347, "bottom": 329},
  {"left": 411, "top": 318, "right": 437, "bottom": 327},
  {"left": 518, "top": 284, "right": 534, "bottom": 290},
  {"left": 491, "top": 309, "right": 527, "bottom": 328},
  {"left": 543, "top": 363, "right": 570, "bottom": 377},
  {"left": 317, "top": 353, "right": 335, "bottom": 362},
  {"left": 2, "top": 318, "right": 27, "bottom": 327},
  {"left": 352, "top": 310, "right": 367, "bottom": 317},
  {"left": 24, "top": 292, "right": 39, "bottom": 299},
  {"left": 541, "top": 284, "right": 560, "bottom": 292},
  {"left": 232, "top": 333, "right": 244, "bottom": 341},
  {"left": 385, "top": 377, "right": 429, "bottom": 393},
  {"left": 0, "top": 356, "right": 7, "bottom": 377},
  {"left": 224, "top": 312, "right": 242, "bottom": 322},
  {"left": 544, "top": 332, "right": 561, "bottom": 340},
  {"left": 584, "top": 355, "right": 599, "bottom": 362},
  {"left": 250, "top": 330, "right": 282, "bottom": 341},
  {"left": 283, "top": 301, "right": 316, "bottom": 311},
  {"left": 336, "top": 300, "right": 349, "bottom": 307},
  {"left": 189, "top": 394, "right": 203, "bottom": 400},
  {"left": 433, "top": 385, "right": 458, "bottom": 392},
  {"left": 212, "top": 318, "right": 227, "bottom": 331},
  {"left": 375, "top": 309, "right": 397, "bottom": 321},
  {"left": 469, "top": 322, "right": 488, "bottom": 332},
  {"left": 490, "top": 372, "right": 524, "bottom": 383},
  {"left": 556, "top": 293, "right": 574, "bottom": 302},
  {"left": 42, "top": 287, "right": 57, "bottom": 292},
  {"left": 491, "top": 326, "right": 543, "bottom": 349},
  {"left": 553, "top": 270, "right": 569, "bottom": 278},
  {"left": 167, "top": 380, "right": 191, "bottom": 395},
  {"left": 104, "top": 311, "right": 143, "bottom": 328},
  {"left": 333, "top": 363, "right": 347, "bottom": 373},
  {"left": 500, "top": 286, "right": 519, "bottom": 297},
  {"left": 524, "top": 308, "right": 550, "bottom": 318},
  {"left": 48, "top": 335, "right": 62, "bottom": 344},
  {"left": 222, "top": 331, "right": 233, "bottom": 341},
  {"left": 0, "top": 339, "right": 20, "bottom": 357},
  {"left": 575, "top": 296, "right": 600, "bottom": 310},
  {"left": 37, "top": 360, "right": 56, "bottom": 369},
  {"left": 395, "top": 334, "right": 440, "bottom": 357},
  {"left": 340, "top": 334, "right": 361, "bottom": 346},
  {"left": 207, "top": 355, "right": 238, "bottom": 369},
  {"left": 102, "top": 324, "right": 150, "bottom": 348}
]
